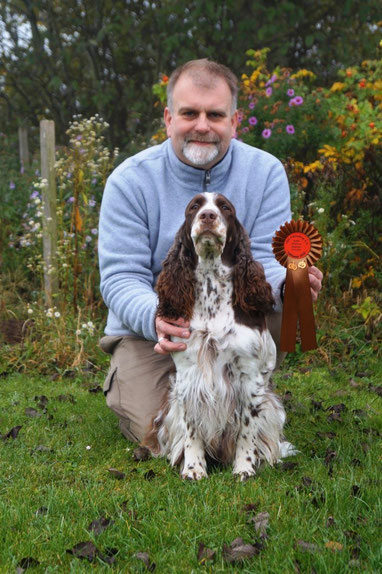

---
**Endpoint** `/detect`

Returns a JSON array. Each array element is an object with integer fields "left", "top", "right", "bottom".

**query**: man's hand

[
  {"left": 154, "top": 316, "right": 190, "bottom": 355},
  {"left": 309, "top": 265, "right": 323, "bottom": 302}
]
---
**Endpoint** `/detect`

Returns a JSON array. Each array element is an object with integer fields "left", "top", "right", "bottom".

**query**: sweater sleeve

[
  {"left": 98, "top": 170, "right": 158, "bottom": 341},
  {"left": 249, "top": 158, "right": 291, "bottom": 311}
]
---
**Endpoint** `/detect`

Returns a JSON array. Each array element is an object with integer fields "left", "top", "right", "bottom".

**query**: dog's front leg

[
  {"left": 232, "top": 416, "right": 258, "bottom": 481},
  {"left": 181, "top": 419, "right": 207, "bottom": 480}
]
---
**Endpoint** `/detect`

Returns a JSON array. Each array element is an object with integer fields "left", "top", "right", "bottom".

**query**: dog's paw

[
  {"left": 181, "top": 463, "right": 208, "bottom": 480},
  {"left": 233, "top": 468, "right": 256, "bottom": 482}
]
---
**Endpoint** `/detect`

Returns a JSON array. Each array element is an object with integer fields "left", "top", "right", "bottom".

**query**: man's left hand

[{"left": 309, "top": 265, "right": 323, "bottom": 302}]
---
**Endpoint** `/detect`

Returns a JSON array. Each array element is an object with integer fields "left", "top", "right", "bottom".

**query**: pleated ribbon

[{"left": 272, "top": 221, "right": 323, "bottom": 353}]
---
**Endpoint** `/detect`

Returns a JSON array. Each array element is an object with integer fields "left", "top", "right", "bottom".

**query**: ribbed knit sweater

[{"left": 98, "top": 138, "right": 291, "bottom": 340}]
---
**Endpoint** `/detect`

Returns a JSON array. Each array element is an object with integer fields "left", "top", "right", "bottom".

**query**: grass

[{"left": 1, "top": 356, "right": 381, "bottom": 573}]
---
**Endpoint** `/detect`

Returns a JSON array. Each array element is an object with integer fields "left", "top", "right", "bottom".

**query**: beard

[{"left": 182, "top": 136, "right": 221, "bottom": 167}]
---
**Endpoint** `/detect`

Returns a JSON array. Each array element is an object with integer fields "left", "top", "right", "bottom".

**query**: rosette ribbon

[{"left": 272, "top": 220, "right": 323, "bottom": 352}]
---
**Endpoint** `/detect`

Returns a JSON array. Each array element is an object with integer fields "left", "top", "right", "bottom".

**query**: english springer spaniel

[{"left": 143, "top": 192, "right": 294, "bottom": 480}]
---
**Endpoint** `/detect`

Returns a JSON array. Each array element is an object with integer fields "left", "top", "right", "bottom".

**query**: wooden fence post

[
  {"left": 40, "top": 120, "right": 59, "bottom": 307},
  {"left": 18, "top": 124, "right": 30, "bottom": 169}
]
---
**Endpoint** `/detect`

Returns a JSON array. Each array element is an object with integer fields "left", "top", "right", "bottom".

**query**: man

[{"left": 98, "top": 59, "right": 322, "bottom": 443}]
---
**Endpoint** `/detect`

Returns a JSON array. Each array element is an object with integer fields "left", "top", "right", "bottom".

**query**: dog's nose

[{"left": 200, "top": 210, "right": 217, "bottom": 222}]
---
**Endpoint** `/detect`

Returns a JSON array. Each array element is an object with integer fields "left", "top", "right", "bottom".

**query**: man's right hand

[{"left": 154, "top": 316, "right": 190, "bottom": 355}]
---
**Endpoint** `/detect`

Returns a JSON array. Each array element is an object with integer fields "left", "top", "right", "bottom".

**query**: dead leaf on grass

[
  {"left": 242, "top": 503, "right": 259, "bottom": 514},
  {"left": 88, "top": 516, "right": 115, "bottom": 535},
  {"left": 2, "top": 425, "right": 22, "bottom": 440},
  {"left": 197, "top": 542, "right": 216, "bottom": 563},
  {"left": 34, "top": 395, "right": 49, "bottom": 408},
  {"left": 222, "top": 537, "right": 262, "bottom": 563},
  {"left": 326, "top": 515, "right": 335, "bottom": 527},
  {"left": 67, "top": 541, "right": 99, "bottom": 561},
  {"left": 325, "top": 541, "right": 343, "bottom": 551},
  {"left": 25, "top": 407, "right": 42, "bottom": 418},
  {"left": 368, "top": 384, "right": 382, "bottom": 396},
  {"left": 56, "top": 394, "right": 76, "bottom": 404},
  {"left": 107, "top": 468, "right": 126, "bottom": 480},
  {"left": 16, "top": 557, "right": 40, "bottom": 572},
  {"left": 134, "top": 551, "right": 156, "bottom": 571},
  {"left": 144, "top": 469, "right": 156, "bottom": 480},
  {"left": 324, "top": 448, "right": 337, "bottom": 466},
  {"left": 279, "top": 461, "right": 298, "bottom": 471},
  {"left": 88, "top": 385, "right": 102, "bottom": 393},
  {"left": 133, "top": 446, "right": 151, "bottom": 461},
  {"left": 248, "top": 511, "right": 270, "bottom": 537},
  {"left": 295, "top": 540, "right": 320, "bottom": 553}
]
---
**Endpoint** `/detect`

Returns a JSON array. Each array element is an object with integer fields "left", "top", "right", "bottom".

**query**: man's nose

[{"left": 194, "top": 113, "right": 210, "bottom": 132}]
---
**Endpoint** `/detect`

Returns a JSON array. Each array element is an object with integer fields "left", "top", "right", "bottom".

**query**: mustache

[{"left": 184, "top": 134, "right": 220, "bottom": 144}]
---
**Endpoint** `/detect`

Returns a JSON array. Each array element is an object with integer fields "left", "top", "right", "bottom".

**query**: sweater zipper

[{"left": 203, "top": 169, "right": 211, "bottom": 191}]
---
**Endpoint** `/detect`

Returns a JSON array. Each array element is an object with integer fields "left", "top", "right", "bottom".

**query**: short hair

[{"left": 167, "top": 59, "right": 238, "bottom": 114}]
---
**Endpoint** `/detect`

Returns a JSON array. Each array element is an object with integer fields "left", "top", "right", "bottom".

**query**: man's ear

[
  {"left": 164, "top": 107, "right": 172, "bottom": 137},
  {"left": 231, "top": 110, "right": 238, "bottom": 138}
]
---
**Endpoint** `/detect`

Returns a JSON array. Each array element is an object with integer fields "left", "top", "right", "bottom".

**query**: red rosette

[{"left": 272, "top": 220, "right": 323, "bottom": 353}]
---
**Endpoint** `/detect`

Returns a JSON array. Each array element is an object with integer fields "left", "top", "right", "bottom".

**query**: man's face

[{"left": 164, "top": 73, "right": 238, "bottom": 169}]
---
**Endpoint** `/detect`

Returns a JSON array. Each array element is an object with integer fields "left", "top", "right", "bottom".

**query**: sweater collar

[{"left": 166, "top": 138, "right": 234, "bottom": 190}]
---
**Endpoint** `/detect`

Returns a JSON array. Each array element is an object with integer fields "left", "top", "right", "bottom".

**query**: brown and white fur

[{"left": 143, "top": 192, "right": 294, "bottom": 480}]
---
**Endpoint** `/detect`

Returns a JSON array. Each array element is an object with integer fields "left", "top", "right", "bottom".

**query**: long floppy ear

[
  {"left": 231, "top": 222, "right": 275, "bottom": 316},
  {"left": 156, "top": 223, "right": 196, "bottom": 321}
]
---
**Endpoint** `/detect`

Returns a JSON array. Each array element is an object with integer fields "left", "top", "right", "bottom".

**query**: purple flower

[
  {"left": 9, "top": 181, "right": 15, "bottom": 190},
  {"left": 76, "top": 135, "right": 82, "bottom": 140},
  {"left": 248, "top": 116, "right": 258, "bottom": 126},
  {"left": 89, "top": 199, "right": 96, "bottom": 207},
  {"left": 287, "top": 89, "right": 295, "bottom": 97},
  {"left": 30, "top": 191, "right": 40, "bottom": 199},
  {"left": 265, "top": 87, "right": 273, "bottom": 97},
  {"left": 241, "top": 127, "right": 249, "bottom": 133},
  {"left": 289, "top": 96, "right": 304, "bottom": 107},
  {"left": 20, "top": 165, "right": 25, "bottom": 174},
  {"left": 262, "top": 129, "right": 272, "bottom": 139},
  {"left": 67, "top": 196, "right": 74, "bottom": 203},
  {"left": 35, "top": 169, "right": 40, "bottom": 176},
  {"left": 248, "top": 101, "right": 255, "bottom": 110},
  {"left": 286, "top": 124, "right": 295, "bottom": 134}
]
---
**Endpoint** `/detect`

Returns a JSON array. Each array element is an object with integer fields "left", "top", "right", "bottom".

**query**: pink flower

[
  {"left": 286, "top": 125, "right": 295, "bottom": 134},
  {"left": 265, "top": 87, "right": 273, "bottom": 97},
  {"left": 248, "top": 101, "right": 255, "bottom": 109},
  {"left": 287, "top": 89, "right": 295, "bottom": 97},
  {"left": 248, "top": 116, "right": 258, "bottom": 126},
  {"left": 262, "top": 129, "right": 272, "bottom": 139},
  {"left": 289, "top": 96, "right": 304, "bottom": 106}
]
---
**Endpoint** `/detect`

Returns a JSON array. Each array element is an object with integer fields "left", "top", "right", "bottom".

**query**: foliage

[
  {"left": 1, "top": 1, "right": 381, "bottom": 149},
  {"left": 1, "top": 117, "right": 117, "bottom": 374},
  {"left": 0, "top": 363, "right": 381, "bottom": 571}
]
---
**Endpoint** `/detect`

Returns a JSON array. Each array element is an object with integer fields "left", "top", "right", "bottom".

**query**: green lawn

[{"left": 1, "top": 361, "right": 381, "bottom": 573}]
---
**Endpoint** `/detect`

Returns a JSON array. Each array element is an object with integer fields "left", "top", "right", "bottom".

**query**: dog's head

[{"left": 184, "top": 192, "right": 238, "bottom": 259}]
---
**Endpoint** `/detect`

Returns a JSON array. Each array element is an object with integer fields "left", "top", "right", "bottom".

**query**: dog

[{"left": 143, "top": 192, "right": 294, "bottom": 480}]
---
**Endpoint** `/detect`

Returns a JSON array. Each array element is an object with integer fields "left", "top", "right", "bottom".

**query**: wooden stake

[
  {"left": 18, "top": 125, "right": 30, "bottom": 168},
  {"left": 40, "top": 120, "right": 58, "bottom": 307}
]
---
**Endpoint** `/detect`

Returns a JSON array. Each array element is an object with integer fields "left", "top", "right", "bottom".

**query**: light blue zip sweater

[{"left": 98, "top": 138, "right": 291, "bottom": 340}]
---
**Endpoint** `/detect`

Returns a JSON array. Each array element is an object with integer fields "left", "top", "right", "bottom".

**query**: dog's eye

[
  {"left": 190, "top": 204, "right": 199, "bottom": 210},
  {"left": 221, "top": 204, "right": 231, "bottom": 211}
]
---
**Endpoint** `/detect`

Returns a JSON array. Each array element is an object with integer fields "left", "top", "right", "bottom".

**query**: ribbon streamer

[{"left": 272, "top": 220, "right": 323, "bottom": 352}]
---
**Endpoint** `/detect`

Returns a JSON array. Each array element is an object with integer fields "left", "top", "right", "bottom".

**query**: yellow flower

[
  {"left": 290, "top": 69, "right": 316, "bottom": 80},
  {"left": 330, "top": 82, "right": 346, "bottom": 92}
]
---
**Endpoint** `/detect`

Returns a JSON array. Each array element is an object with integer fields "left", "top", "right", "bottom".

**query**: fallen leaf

[
  {"left": 324, "top": 448, "right": 337, "bottom": 466},
  {"left": 326, "top": 403, "right": 347, "bottom": 413},
  {"left": 16, "top": 557, "right": 40, "bottom": 572},
  {"left": 242, "top": 503, "right": 259, "bottom": 514},
  {"left": 25, "top": 407, "right": 42, "bottom": 418},
  {"left": 133, "top": 446, "right": 151, "bottom": 461},
  {"left": 34, "top": 395, "right": 49, "bottom": 407},
  {"left": 67, "top": 541, "right": 98, "bottom": 562},
  {"left": 2, "top": 425, "right": 22, "bottom": 440},
  {"left": 88, "top": 516, "right": 115, "bottom": 535},
  {"left": 248, "top": 511, "right": 270, "bottom": 537},
  {"left": 32, "top": 445, "right": 54, "bottom": 453},
  {"left": 351, "top": 485, "right": 361, "bottom": 497},
  {"left": 88, "top": 385, "right": 102, "bottom": 393},
  {"left": 144, "top": 469, "right": 156, "bottom": 480},
  {"left": 295, "top": 540, "right": 320, "bottom": 553},
  {"left": 197, "top": 542, "right": 216, "bottom": 563},
  {"left": 325, "top": 541, "right": 343, "bottom": 551},
  {"left": 56, "top": 394, "right": 76, "bottom": 404},
  {"left": 107, "top": 468, "right": 126, "bottom": 480},
  {"left": 35, "top": 506, "right": 48, "bottom": 516},
  {"left": 367, "top": 384, "right": 382, "bottom": 396},
  {"left": 135, "top": 551, "right": 156, "bottom": 571},
  {"left": 316, "top": 431, "right": 336, "bottom": 439},
  {"left": 222, "top": 538, "right": 261, "bottom": 563},
  {"left": 311, "top": 399, "right": 324, "bottom": 411},
  {"left": 279, "top": 461, "right": 298, "bottom": 471},
  {"left": 326, "top": 516, "right": 335, "bottom": 527}
]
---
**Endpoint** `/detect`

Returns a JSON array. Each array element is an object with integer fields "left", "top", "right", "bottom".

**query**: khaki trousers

[{"left": 100, "top": 312, "right": 285, "bottom": 443}]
